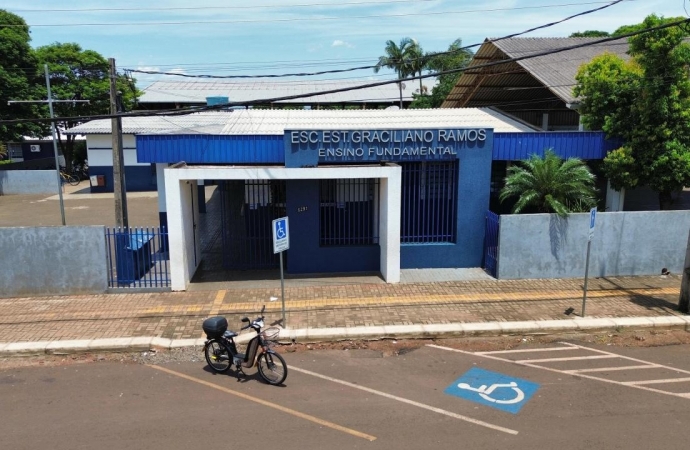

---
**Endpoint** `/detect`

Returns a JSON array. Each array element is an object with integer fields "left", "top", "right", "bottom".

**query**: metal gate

[
  {"left": 483, "top": 210, "right": 500, "bottom": 278},
  {"left": 219, "top": 180, "right": 287, "bottom": 270}
]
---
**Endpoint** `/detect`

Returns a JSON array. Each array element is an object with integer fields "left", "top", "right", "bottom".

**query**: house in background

[
  {"left": 442, "top": 37, "right": 630, "bottom": 131},
  {"left": 137, "top": 79, "right": 421, "bottom": 111},
  {"left": 64, "top": 112, "right": 232, "bottom": 193},
  {"left": 440, "top": 37, "right": 677, "bottom": 211}
]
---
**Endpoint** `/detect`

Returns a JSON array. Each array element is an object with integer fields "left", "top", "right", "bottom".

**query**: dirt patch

[{"left": 1, "top": 329, "right": 689, "bottom": 371}]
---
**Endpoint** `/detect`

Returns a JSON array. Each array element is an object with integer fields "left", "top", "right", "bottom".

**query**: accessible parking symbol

[{"left": 445, "top": 367, "right": 540, "bottom": 414}]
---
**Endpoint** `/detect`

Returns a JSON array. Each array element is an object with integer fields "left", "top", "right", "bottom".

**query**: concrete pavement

[{"left": 0, "top": 274, "right": 686, "bottom": 355}]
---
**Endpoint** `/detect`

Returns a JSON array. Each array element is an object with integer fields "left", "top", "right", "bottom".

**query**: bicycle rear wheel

[
  {"left": 204, "top": 340, "right": 232, "bottom": 373},
  {"left": 257, "top": 351, "right": 287, "bottom": 385},
  {"left": 68, "top": 174, "right": 80, "bottom": 186}
]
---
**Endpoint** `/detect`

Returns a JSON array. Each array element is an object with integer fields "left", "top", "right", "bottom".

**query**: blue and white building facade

[{"left": 128, "top": 109, "right": 618, "bottom": 291}]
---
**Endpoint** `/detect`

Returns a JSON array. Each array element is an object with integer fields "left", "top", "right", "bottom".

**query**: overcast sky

[{"left": 4, "top": 0, "right": 685, "bottom": 86}]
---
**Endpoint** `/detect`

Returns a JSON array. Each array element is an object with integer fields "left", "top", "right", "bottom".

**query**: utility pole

[
  {"left": 8, "top": 64, "right": 89, "bottom": 226},
  {"left": 109, "top": 58, "right": 128, "bottom": 228}
]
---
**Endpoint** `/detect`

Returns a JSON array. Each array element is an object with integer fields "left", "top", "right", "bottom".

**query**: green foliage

[
  {"left": 0, "top": 142, "right": 7, "bottom": 159},
  {"left": 34, "top": 42, "right": 140, "bottom": 168},
  {"left": 612, "top": 16, "right": 688, "bottom": 37},
  {"left": 0, "top": 10, "right": 44, "bottom": 142},
  {"left": 499, "top": 150, "right": 597, "bottom": 217},
  {"left": 410, "top": 38, "right": 473, "bottom": 109},
  {"left": 574, "top": 14, "right": 690, "bottom": 209},
  {"left": 570, "top": 30, "right": 611, "bottom": 38}
]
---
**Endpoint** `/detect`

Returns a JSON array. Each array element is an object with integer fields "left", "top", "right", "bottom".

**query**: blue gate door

[
  {"left": 220, "top": 180, "right": 287, "bottom": 270},
  {"left": 483, "top": 211, "right": 499, "bottom": 278}
]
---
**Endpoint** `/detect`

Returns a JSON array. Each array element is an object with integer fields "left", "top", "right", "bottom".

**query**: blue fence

[
  {"left": 483, "top": 211, "right": 500, "bottom": 278},
  {"left": 319, "top": 178, "right": 380, "bottom": 246},
  {"left": 105, "top": 227, "right": 170, "bottom": 288}
]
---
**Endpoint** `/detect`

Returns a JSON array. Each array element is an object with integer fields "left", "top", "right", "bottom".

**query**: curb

[{"left": 1, "top": 316, "right": 689, "bottom": 356}]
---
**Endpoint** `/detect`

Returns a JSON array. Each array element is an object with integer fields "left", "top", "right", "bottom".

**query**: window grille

[
  {"left": 400, "top": 161, "right": 458, "bottom": 243},
  {"left": 319, "top": 178, "right": 379, "bottom": 246}
]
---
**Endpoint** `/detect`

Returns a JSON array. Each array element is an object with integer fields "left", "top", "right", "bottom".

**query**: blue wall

[
  {"left": 88, "top": 165, "right": 157, "bottom": 193},
  {"left": 493, "top": 132, "right": 619, "bottom": 160},
  {"left": 400, "top": 134, "right": 493, "bottom": 269},
  {"left": 285, "top": 180, "right": 380, "bottom": 274},
  {"left": 137, "top": 135, "right": 284, "bottom": 164}
]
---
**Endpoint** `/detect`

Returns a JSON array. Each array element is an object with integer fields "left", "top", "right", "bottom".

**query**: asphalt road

[{"left": 3, "top": 343, "right": 690, "bottom": 450}]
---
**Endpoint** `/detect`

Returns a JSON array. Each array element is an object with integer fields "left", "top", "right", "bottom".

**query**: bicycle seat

[{"left": 223, "top": 331, "right": 238, "bottom": 338}]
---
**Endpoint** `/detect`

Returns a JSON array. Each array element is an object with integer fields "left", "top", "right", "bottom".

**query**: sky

[{"left": 3, "top": 0, "right": 687, "bottom": 87}]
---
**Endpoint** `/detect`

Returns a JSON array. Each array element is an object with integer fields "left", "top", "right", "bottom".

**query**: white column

[
  {"left": 156, "top": 163, "right": 168, "bottom": 213},
  {"left": 605, "top": 181, "right": 625, "bottom": 212},
  {"left": 165, "top": 170, "right": 188, "bottom": 291},
  {"left": 379, "top": 166, "right": 401, "bottom": 283}
]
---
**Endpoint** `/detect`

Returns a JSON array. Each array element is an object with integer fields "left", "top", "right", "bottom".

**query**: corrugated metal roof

[
  {"left": 63, "top": 112, "right": 233, "bottom": 135},
  {"left": 443, "top": 37, "right": 630, "bottom": 108},
  {"left": 66, "top": 108, "right": 536, "bottom": 136},
  {"left": 216, "top": 108, "right": 536, "bottom": 134},
  {"left": 140, "top": 79, "right": 420, "bottom": 104}
]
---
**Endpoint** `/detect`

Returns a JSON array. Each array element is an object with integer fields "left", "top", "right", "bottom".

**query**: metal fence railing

[
  {"left": 319, "top": 178, "right": 380, "bottom": 246},
  {"left": 483, "top": 211, "right": 500, "bottom": 278},
  {"left": 400, "top": 161, "right": 458, "bottom": 243},
  {"left": 105, "top": 227, "right": 170, "bottom": 288}
]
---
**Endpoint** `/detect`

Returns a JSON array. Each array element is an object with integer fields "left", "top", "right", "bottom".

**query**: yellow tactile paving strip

[{"left": 139, "top": 286, "right": 680, "bottom": 315}]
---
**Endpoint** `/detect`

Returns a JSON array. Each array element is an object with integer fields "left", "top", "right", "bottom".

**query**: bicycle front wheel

[
  {"left": 204, "top": 340, "right": 232, "bottom": 373},
  {"left": 257, "top": 351, "right": 287, "bottom": 385},
  {"left": 68, "top": 174, "right": 80, "bottom": 186}
]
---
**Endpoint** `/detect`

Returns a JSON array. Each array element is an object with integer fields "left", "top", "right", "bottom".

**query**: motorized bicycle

[{"left": 202, "top": 305, "right": 288, "bottom": 385}]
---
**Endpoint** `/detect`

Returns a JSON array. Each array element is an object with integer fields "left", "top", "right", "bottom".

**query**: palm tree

[
  {"left": 407, "top": 39, "right": 426, "bottom": 96},
  {"left": 499, "top": 150, "right": 597, "bottom": 217},
  {"left": 374, "top": 38, "right": 416, "bottom": 108}
]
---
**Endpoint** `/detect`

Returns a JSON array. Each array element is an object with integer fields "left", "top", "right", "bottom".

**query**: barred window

[
  {"left": 319, "top": 179, "right": 379, "bottom": 246},
  {"left": 400, "top": 161, "right": 458, "bottom": 243}
]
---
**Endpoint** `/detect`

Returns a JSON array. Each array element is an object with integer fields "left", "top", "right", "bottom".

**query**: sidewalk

[{"left": 0, "top": 274, "right": 686, "bottom": 354}]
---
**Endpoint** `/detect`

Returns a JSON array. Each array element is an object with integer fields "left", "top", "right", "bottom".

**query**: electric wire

[
  {"left": 1, "top": 17, "right": 686, "bottom": 126},
  {"left": 125, "top": 0, "right": 628, "bottom": 79}
]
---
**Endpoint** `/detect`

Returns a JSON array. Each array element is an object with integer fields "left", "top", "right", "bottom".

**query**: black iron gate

[{"left": 219, "top": 180, "right": 287, "bottom": 270}]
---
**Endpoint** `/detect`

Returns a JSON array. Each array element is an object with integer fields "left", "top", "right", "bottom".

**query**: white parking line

[
  {"left": 625, "top": 377, "right": 690, "bottom": 386},
  {"left": 514, "top": 355, "right": 617, "bottom": 364},
  {"left": 565, "top": 365, "right": 660, "bottom": 374},
  {"left": 477, "top": 346, "right": 577, "bottom": 355},
  {"left": 291, "top": 365, "right": 519, "bottom": 436},
  {"left": 427, "top": 344, "right": 690, "bottom": 401}
]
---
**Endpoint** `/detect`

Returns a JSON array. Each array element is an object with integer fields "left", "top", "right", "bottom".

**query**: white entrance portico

[{"left": 164, "top": 164, "right": 402, "bottom": 291}]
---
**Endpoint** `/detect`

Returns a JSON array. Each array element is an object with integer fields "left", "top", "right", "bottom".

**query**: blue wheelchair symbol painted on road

[
  {"left": 275, "top": 219, "right": 287, "bottom": 239},
  {"left": 445, "top": 367, "right": 540, "bottom": 414}
]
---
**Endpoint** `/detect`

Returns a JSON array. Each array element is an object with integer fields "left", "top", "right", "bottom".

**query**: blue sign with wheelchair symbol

[
  {"left": 445, "top": 367, "right": 540, "bottom": 414},
  {"left": 272, "top": 217, "right": 290, "bottom": 253}
]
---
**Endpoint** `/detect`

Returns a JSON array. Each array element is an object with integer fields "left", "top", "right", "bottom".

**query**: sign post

[
  {"left": 582, "top": 207, "right": 596, "bottom": 317},
  {"left": 272, "top": 217, "right": 290, "bottom": 327}
]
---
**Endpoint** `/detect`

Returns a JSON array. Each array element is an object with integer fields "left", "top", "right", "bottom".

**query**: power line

[
  {"left": 2, "top": 17, "right": 686, "bottom": 126},
  {"left": 10, "top": 0, "right": 441, "bottom": 13},
  {"left": 5, "top": 1, "right": 632, "bottom": 27},
  {"left": 126, "top": 0, "right": 628, "bottom": 80}
]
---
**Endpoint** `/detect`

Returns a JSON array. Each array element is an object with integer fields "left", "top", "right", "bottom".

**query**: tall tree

[
  {"left": 374, "top": 38, "right": 416, "bottom": 108},
  {"left": 499, "top": 150, "right": 597, "bottom": 217},
  {"left": 574, "top": 15, "right": 690, "bottom": 209},
  {"left": 411, "top": 38, "right": 473, "bottom": 108},
  {"left": 0, "top": 10, "right": 44, "bottom": 143},
  {"left": 34, "top": 43, "right": 139, "bottom": 169},
  {"left": 407, "top": 39, "right": 426, "bottom": 95}
]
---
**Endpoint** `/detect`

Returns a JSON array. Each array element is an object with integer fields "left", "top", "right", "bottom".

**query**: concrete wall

[
  {"left": 497, "top": 211, "right": 690, "bottom": 279},
  {"left": 0, "top": 226, "right": 108, "bottom": 297},
  {"left": 0, "top": 170, "right": 59, "bottom": 195}
]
